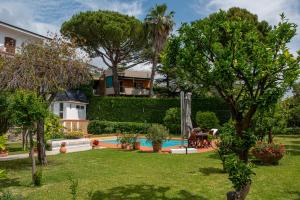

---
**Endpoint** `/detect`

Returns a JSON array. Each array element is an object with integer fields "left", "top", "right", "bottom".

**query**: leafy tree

[
  {"left": 9, "top": 90, "right": 49, "bottom": 184},
  {"left": 163, "top": 8, "right": 300, "bottom": 162},
  {"left": 61, "top": 11, "right": 145, "bottom": 95},
  {"left": 0, "top": 36, "right": 90, "bottom": 165},
  {"left": 144, "top": 4, "right": 174, "bottom": 96}
]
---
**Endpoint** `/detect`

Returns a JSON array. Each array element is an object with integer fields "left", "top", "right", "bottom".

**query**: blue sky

[{"left": 0, "top": 0, "right": 299, "bottom": 66}]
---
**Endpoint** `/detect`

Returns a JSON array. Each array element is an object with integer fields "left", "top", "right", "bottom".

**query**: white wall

[
  {"left": 50, "top": 102, "right": 87, "bottom": 120},
  {"left": 0, "top": 25, "right": 43, "bottom": 53}
]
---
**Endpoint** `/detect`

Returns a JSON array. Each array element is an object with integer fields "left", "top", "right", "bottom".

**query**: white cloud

[
  {"left": 77, "top": 0, "right": 143, "bottom": 16},
  {"left": 193, "top": 0, "right": 300, "bottom": 53}
]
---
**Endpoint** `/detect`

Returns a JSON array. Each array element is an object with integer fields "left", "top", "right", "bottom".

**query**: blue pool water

[{"left": 100, "top": 138, "right": 187, "bottom": 148}]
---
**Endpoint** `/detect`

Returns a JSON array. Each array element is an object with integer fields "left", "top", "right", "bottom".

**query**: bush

[
  {"left": 87, "top": 96, "right": 230, "bottom": 124},
  {"left": 283, "top": 127, "right": 300, "bottom": 135},
  {"left": 88, "top": 121, "right": 151, "bottom": 135},
  {"left": 196, "top": 111, "right": 219, "bottom": 130},
  {"left": 252, "top": 142, "right": 285, "bottom": 165},
  {"left": 45, "top": 114, "right": 64, "bottom": 140},
  {"left": 33, "top": 168, "right": 43, "bottom": 186},
  {"left": 0, "top": 169, "right": 6, "bottom": 179},
  {"left": 65, "top": 131, "right": 84, "bottom": 139},
  {"left": 146, "top": 124, "right": 169, "bottom": 144},
  {"left": 225, "top": 156, "right": 255, "bottom": 191},
  {"left": 163, "top": 107, "right": 181, "bottom": 134},
  {"left": 0, "top": 135, "right": 7, "bottom": 152}
]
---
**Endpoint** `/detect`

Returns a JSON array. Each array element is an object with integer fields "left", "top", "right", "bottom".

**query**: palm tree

[{"left": 145, "top": 4, "right": 174, "bottom": 96}]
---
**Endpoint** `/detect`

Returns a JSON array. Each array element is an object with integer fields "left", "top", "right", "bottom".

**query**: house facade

[
  {"left": 51, "top": 90, "right": 89, "bottom": 133},
  {"left": 0, "top": 21, "right": 48, "bottom": 57},
  {"left": 94, "top": 69, "right": 151, "bottom": 96}
]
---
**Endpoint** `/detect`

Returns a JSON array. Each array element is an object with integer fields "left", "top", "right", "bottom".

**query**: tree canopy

[
  {"left": 163, "top": 7, "right": 300, "bottom": 161},
  {"left": 61, "top": 10, "right": 146, "bottom": 95}
]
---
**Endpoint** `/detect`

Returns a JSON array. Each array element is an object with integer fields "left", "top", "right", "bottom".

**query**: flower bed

[{"left": 252, "top": 142, "right": 285, "bottom": 165}]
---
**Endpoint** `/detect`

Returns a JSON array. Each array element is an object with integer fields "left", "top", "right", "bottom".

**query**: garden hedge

[
  {"left": 87, "top": 96, "right": 230, "bottom": 125},
  {"left": 88, "top": 121, "right": 151, "bottom": 135}
]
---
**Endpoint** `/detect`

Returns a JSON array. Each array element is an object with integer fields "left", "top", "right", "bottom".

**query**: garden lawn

[{"left": 1, "top": 135, "right": 300, "bottom": 200}]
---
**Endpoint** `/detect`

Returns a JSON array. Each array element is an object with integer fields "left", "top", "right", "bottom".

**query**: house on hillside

[
  {"left": 93, "top": 69, "right": 151, "bottom": 96},
  {"left": 50, "top": 90, "right": 89, "bottom": 133},
  {"left": 0, "top": 20, "right": 49, "bottom": 57}
]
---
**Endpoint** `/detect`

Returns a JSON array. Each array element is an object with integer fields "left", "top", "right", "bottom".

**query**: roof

[
  {"left": 0, "top": 21, "right": 51, "bottom": 40},
  {"left": 54, "top": 90, "right": 88, "bottom": 103},
  {"left": 104, "top": 69, "right": 151, "bottom": 79}
]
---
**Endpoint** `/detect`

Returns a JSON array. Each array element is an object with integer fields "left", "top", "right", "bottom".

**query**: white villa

[
  {"left": 0, "top": 21, "right": 89, "bottom": 132},
  {"left": 0, "top": 20, "right": 48, "bottom": 56}
]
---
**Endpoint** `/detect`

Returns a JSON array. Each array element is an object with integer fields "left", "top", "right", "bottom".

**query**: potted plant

[
  {"left": 92, "top": 140, "right": 99, "bottom": 149},
  {"left": 129, "top": 134, "right": 140, "bottom": 150},
  {"left": 225, "top": 156, "right": 255, "bottom": 200},
  {"left": 60, "top": 142, "right": 67, "bottom": 153},
  {"left": 252, "top": 142, "right": 285, "bottom": 165},
  {"left": 117, "top": 133, "right": 130, "bottom": 149},
  {"left": 0, "top": 135, "right": 8, "bottom": 157},
  {"left": 146, "top": 124, "right": 169, "bottom": 152}
]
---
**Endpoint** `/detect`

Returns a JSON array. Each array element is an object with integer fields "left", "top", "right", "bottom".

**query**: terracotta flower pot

[
  {"left": 133, "top": 142, "right": 140, "bottom": 150},
  {"left": 152, "top": 142, "right": 162, "bottom": 152},
  {"left": 60, "top": 142, "right": 67, "bottom": 153},
  {"left": 0, "top": 150, "right": 8, "bottom": 157},
  {"left": 121, "top": 143, "right": 128, "bottom": 149}
]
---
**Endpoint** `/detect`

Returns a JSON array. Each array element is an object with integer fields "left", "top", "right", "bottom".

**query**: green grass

[
  {"left": 6, "top": 142, "right": 27, "bottom": 155},
  {"left": 1, "top": 135, "right": 300, "bottom": 200}
]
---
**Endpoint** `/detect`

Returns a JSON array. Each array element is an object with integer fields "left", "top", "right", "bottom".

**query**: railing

[{"left": 61, "top": 120, "right": 89, "bottom": 133}]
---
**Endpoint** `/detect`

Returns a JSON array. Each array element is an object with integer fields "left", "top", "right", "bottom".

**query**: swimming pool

[{"left": 100, "top": 138, "right": 187, "bottom": 148}]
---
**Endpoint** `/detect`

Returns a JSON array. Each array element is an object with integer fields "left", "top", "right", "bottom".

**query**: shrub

[
  {"left": 225, "top": 156, "right": 255, "bottom": 191},
  {"left": 216, "top": 122, "right": 236, "bottom": 171},
  {"left": 0, "top": 135, "right": 7, "bottom": 152},
  {"left": 163, "top": 107, "right": 181, "bottom": 134},
  {"left": 196, "top": 111, "right": 219, "bottom": 130},
  {"left": 283, "top": 127, "right": 300, "bottom": 135},
  {"left": 0, "top": 169, "right": 6, "bottom": 179},
  {"left": 33, "top": 168, "right": 43, "bottom": 186},
  {"left": 146, "top": 124, "right": 169, "bottom": 144},
  {"left": 45, "top": 113, "right": 64, "bottom": 140},
  {"left": 252, "top": 142, "right": 285, "bottom": 165},
  {"left": 88, "top": 121, "right": 151, "bottom": 135},
  {"left": 65, "top": 131, "right": 84, "bottom": 139}
]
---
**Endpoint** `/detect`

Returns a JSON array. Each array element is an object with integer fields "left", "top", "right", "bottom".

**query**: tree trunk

[
  {"left": 22, "top": 129, "right": 26, "bottom": 151},
  {"left": 29, "top": 131, "right": 36, "bottom": 184},
  {"left": 235, "top": 120, "right": 250, "bottom": 163},
  {"left": 112, "top": 66, "right": 120, "bottom": 96},
  {"left": 37, "top": 119, "right": 47, "bottom": 165},
  {"left": 149, "top": 55, "right": 158, "bottom": 97},
  {"left": 268, "top": 129, "right": 273, "bottom": 144}
]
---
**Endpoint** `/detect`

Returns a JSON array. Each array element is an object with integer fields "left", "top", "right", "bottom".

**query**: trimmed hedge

[
  {"left": 88, "top": 120, "right": 151, "bottom": 134},
  {"left": 87, "top": 96, "right": 230, "bottom": 124}
]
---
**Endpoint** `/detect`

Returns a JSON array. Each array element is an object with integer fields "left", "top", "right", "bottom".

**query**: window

[
  {"left": 106, "top": 76, "right": 113, "bottom": 88},
  {"left": 59, "top": 103, "right": 64, "bottom": 118},
  {"left": 134, "top": 81, "right": 144, "bottom": 89},
  {"left": 76, "top": 105, "right": 84, "bottom": 110},
  {"left": 4, "top": 37, "right": 16, "bottom": 54}
]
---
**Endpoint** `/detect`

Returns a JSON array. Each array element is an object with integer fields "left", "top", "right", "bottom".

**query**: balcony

[{"left": 105, "top": 87, "right": 150, "bottom": 96}]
